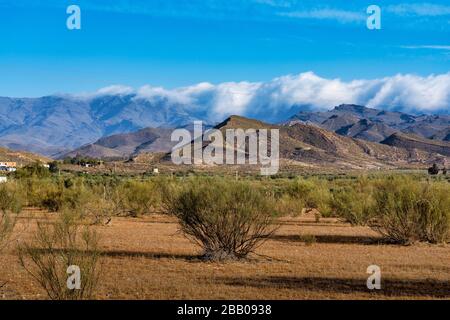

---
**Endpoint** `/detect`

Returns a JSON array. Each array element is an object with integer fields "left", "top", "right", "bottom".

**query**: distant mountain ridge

[
  {"left": 288, "top": 104, "right": 450, "bottom": 143},
  {"left": 75, "top": 115, "right": 449, "bottom": 170},
  {"left": 0, "top": 92, "right": 448, "bottom": 162},
  {"left": 60, "top": 127, "right": 176, "bottom": 160},
  {"left": 381, "top": 132, "right": 450, "bottom": 157},
  {"left": 199, "top": 115, "right": 449, "bottom": 169},
  {"left": 0, "top": 94, "right": 206, "bottom": 157}
]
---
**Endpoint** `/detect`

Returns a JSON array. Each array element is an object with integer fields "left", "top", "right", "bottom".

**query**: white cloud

[
  {"left": 136, "top": 85, "right": 193, "bottom": 105},
  {"left": 90, "top": 72, "right": 450, "bottom": 123},
  {"left": 388, "top": 3, "right": 450, "bottom": 16},
  {"left": 401, "top": 45, "right": 450, "bottom": 50},
  {"left": 210, "top": 82, "right": 261, "bottom": 118},
  {"left": 96, "top": 85, "right": 135, "bottom": 96},
  {"left": 278, "top": 8, "right": 366, "bottom": 23},
  {"left": 365, "top": 74, "right": 450, "bottom": 114}
]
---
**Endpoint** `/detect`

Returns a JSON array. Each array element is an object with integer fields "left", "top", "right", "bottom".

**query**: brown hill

[
  {"left": 0, "top": 147, "right": 50, "bottom": 166},
  {"left": 431, "top": 128, "right": 450, "bottom": 142},
  {"left": 62, "top": 114, "right": 449, "bottom": 170},
  {"left": 166, "top": 115, "right": 448, "bottom": 170},
  {"left": 59, "top": 127, "right": 175, "bottom": 160},
  {"left": 289, "top": 104, "right": 450, "bottom": 143},
  {"left": 381, "top": 132, "right": 450, "bottom": 157}
]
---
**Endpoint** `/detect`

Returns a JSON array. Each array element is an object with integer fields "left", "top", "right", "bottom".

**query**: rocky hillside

[
  {"left": 381, "top": 133, "right": 450, "bottom": 157},
  {"left": 288, "top": 104, "right": 450, "bottom": 143},
  {"left": 0, "top": 95, "right": 204, "bottom": 157},
  {"left": 0, "top": 147, "right": 50, "bottom": 166},
  {"left": 59, "top": 127, "right": 176, "bottom": 160},
  {"left": 165, "top": 115, "right": 449, "bottom": 170}
]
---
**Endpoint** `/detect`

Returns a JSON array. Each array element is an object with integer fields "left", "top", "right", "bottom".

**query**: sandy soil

[{"left": 1, "top": 211, "right": 449, "bottom": 300}]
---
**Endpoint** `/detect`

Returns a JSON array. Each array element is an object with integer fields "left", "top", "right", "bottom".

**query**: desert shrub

[
  {"left": 274, "top": 194, "right": 304, "bottom": 216},
  {"left": 14, "top": 162, "right": 51, "bottom": 179},
  {"left": 330, "top": 178, "right": 375, "bottom": 225},
  {"left": 16, "top": 177, "right": 61, "bottom": 210},
  {"left": 0, "top": 181, "right": 23, "bottom": 287},
  {"left": 280, "top": 178, "right": 332, "bottom": 216},
  {"left": 120, "top": 180, "right": 160, "bottom": 216},
  {"left": 369, "top": 177, "right": 450, "bottom": 244},
  {"left": 298, "top": 234, "right": 317, "bottom": 246},
  {"left": 164, "top": 178, "right": 278, "bottom": 261},
  {"left": 428, "top": 163, "right": 439, "bottom": 175},
  {"left": 18, "top": 210, "right": 101, "bottom": 300},
  {"left": 0, "top": 182, "right": 23, "bottom": 250},
  {"left": 79, "top": 186, "right": 120, "bottom": 225},
  {"left": 18, "top": 177, "right": 95, "bottom": 213},
  {"left": 49, "top": 161, "right": 60, "bottom": 174}
]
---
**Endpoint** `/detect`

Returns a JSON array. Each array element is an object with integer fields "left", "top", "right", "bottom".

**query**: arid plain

[{"left": 1, "top": 210, "right": 449, "bottom": 300}]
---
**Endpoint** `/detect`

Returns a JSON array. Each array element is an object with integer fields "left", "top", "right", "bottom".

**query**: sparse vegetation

[
  {"left": 0, "top": 182, "right": 23, "bottom": 249},
  {"left": 330, "top": 178, "right": 374, "bottom": 226},
  {"left": 428, "top": 163, "right": 440, "bottom": 175},
  {"left": 163, "top": 178, "right": 278, "bottom": 261},
  {"left": 120, "top": 180, "right": 160, "bottom": 217},
  {"left": 0, "top": 169, "right": 449, "bottom": 300},
  {"left": 4, "top": 170, "right": 449, "bottom": 246},
  {"left": 18, "top": 210, "right": 101, "bottom": 300},
  {"left": 0, "top": 182, "right": 23, "bottom": 288},
  {"left": 369, "top": 176, "right": 450, "bottom": 244},
  {"left": 63, "top": 155, "right": 102, "bottom": 167},
  {"left": 284, "top": 178, "right": 332, "bottom": 216}
]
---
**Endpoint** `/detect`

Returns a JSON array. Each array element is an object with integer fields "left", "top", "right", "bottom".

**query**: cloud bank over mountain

[
  {"left": 1, "top": 71, "right": 449, "bottom": 156},
  {"left": 82, "top": 72, "right": 450, "bottom": 122}
]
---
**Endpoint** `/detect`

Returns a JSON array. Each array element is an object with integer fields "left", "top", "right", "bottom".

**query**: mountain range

[
  {"left": 0, "top": 94, "right": 206, "bottom": 156},
  {"left": 288, "top": 104, "right": 450, "bottom": 143},
  {"left": 62, "top": 114, "right": 449, "bottom": 170},
  {"left": 0, "top": 93, "right": 449, "bottom": 168}
]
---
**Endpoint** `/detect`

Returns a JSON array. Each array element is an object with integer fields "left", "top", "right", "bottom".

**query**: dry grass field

[{"left": 1, "top": 209, "right": 449, "bottom": 300}]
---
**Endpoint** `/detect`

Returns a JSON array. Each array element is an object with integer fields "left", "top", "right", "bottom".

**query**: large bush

[
  {"left": 120, "top": 180, "right": 160, "bottom": 217},
  {"left": 164, "top": 178, "right": 278, "bottom": 261},
  {"left": 369, "top": 177, "right": 450, "bottom": 244},
  {"left": 275, "top": 178, "right": 332, "bottom": 217},
  {"left": 330, "top": 178, "right": 375, "bottom": 226}
]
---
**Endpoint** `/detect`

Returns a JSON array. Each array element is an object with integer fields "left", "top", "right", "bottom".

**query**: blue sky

[{"left": 0, "top": 0, "right": 449, "bottom": 97}]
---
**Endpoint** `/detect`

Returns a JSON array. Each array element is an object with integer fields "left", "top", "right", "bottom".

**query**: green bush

[
  {"left": 330, "top": 178, "right": 374, "bottom": 226},
  {"left": 120, "top": 180, "right": 160, "bottom": 216},
  {"left": 14, "top": 162, "right": 51, "bottom": 179},
  {"left": 369, "top": 177, "right": 450, "bottom": 244},
  {"left": 278, "top": 178, "right": 332, "bottom": 216},
  {"left": 164, "top": 178, "right": 278, "bottom": 261},
  {"left": 18, "top": 177, "right": 98, "bottom": 213}
]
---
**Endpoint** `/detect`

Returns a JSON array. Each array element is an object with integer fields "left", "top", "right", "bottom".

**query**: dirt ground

[{"left": 1, "top": 210, "right": 449, "bottom": 300}]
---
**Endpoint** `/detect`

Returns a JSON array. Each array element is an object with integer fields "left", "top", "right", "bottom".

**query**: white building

[
  {"left": 0, "top": 176, "right": 7, "bottom": 183},
  {"left": 0, "top": 166, "right": 16, "bottom": 172}
]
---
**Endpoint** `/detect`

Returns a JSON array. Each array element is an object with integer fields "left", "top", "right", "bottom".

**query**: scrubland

[{"left": 0, "top": 163, "right": 449, "bottom": 299}]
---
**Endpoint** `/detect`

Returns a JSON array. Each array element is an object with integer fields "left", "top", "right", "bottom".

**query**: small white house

[
  {"left": 0, "top": 163, "right": 17, "bottom": 172},
  {"left": 153, "top": 168, "right": 159, "bottom": 174},
  {"left": 0, "top": 176, "right": 7, "bottom": 183}
]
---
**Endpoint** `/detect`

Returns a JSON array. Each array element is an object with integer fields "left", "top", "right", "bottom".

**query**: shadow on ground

[
  {"left": 215, "top": 275, "right": 450, "bottom": 298},
  {"left": 99, "top": 249, "right": 201, "bottom": 261},
  {"left": 28, "top": 248, "right": 201, "bottom": 261},
  {"left": 271, "top": 234, "right": 388, "bottom": 245}
]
